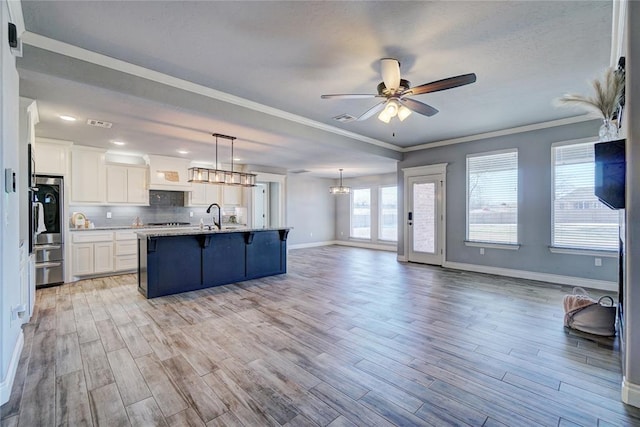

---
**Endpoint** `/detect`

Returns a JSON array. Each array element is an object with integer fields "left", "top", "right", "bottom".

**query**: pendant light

[
  {"left": 188, "top": 133, "right": 257, "bottom": 187},
  {"left": 329, "top": 168, "right": 351, "bottom": 195}
]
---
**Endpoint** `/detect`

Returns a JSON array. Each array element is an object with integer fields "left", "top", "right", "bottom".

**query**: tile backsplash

[{"left": 70, "top": 204, "right": 246, "bottom": 228}]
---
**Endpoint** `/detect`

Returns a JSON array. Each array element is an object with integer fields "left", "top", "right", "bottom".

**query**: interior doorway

[
  {"left": 254, "top": 183, "right": 268, "bottom": 228},
  {"left": 250, "top": 172, "right": 286, "bottom": 229}
]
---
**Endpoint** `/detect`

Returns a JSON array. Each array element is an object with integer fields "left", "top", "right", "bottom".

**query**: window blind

[
  {"left": 552, "top": 142, "right": 619, "bottom": 250},
  {"left": 467, "top": 150, "right": 518, "bottom": 244}
]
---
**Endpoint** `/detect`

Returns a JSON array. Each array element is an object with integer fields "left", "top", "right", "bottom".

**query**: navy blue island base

[{"left": 137, "top": 228, "right": 290, "bottom": 298}]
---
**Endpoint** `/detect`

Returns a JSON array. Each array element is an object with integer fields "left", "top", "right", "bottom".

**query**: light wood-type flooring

[{"left": 2, "top": 246, "right": 640, "bottom": 426}]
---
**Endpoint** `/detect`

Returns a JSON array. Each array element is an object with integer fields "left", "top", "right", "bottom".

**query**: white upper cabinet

[
  {"left": 147, "top": 155, "right": 192, "bottom": 190},
  {"left": 70, "top": 146, "right": 106, "bottom": 203},
  {"left": 35, "top": 138, "right": 71, "bottom": 176},
  {"left": 222, "top": 185, "right": 242, "bottom": 205},
  {"left": 188, "top": 182, "right": 221, "bottom": 206},
  {"left": 106, "top": 164, "right": 148, "bottom": 205}
]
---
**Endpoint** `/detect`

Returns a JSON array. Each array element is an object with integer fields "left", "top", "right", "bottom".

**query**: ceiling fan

[{"left": 321, "top": 58, "right": 476, "bottom": 123}]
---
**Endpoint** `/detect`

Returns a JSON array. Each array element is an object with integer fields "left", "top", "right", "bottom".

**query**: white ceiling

[{"left": 17, "top": 1, "right": 613, "bottom": 178}]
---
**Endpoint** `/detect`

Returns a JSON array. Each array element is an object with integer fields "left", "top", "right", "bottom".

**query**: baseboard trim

[
  {"left": 622, "top": 377, "right": 640, "bottom": 408},
  {"left": 0, "top": 331, "right": 24, "bottom": 405},
  {"left": 334, "top": 240, "right": 397, "bottom": 252},
  {"left": 442, "top": 261, "right": 617, "bottom": 292},
  {"left": 289, "top": 241, "right": 336, "bottom": 250}
]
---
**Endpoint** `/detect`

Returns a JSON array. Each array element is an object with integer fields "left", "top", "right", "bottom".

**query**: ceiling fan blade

[
  {"left": 321, "top": 94, "right": 382, "bottom": 99},
  {"left": 357, "top": 101, "right": 386, "bottom": 121},
  {"left": 407, "top": 73, "right": 477, "bottom": 96},
  {"left": 381, "top": 58, "right": 401, "bottom": 92},
  {"left": 399, "top": 98, "right": 439, "bottom": 117}
]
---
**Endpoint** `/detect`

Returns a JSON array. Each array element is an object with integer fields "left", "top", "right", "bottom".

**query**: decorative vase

[{"left": 599, "top": 118, "right": 619, "bottom": 142}]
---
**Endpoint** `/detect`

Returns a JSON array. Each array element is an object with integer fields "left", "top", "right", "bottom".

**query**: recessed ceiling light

[
  {"left": 59, "top": 115, "right": 77, "bottom": 122},
  {"left": 112, "top": 141, "right": 126, "bottom": 146},
  {"left": 177, "top": 150, "right": 189, "bottom": 154}
]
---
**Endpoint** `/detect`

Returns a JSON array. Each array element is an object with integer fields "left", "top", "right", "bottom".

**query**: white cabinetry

[
  {"left": 114, "top": 231, "right": 138, "bottom": 271},
  {"left": 71, "top": 230, "right": 139, "bottom": 278},
  {"left": 222, "top": 185, "right": 242, "bottom": 205},
  {"left": 71, "top": 231, "right": 114, "bottom": 276},
  {"left": 188, "top": 183, "right": 222, "bottom": 206},
  {"left": 35, "top": 138, "right": 70, "bottom": 176},
  {"left": 106, "top": 164, "right": 149, "bottom": 205},
  {"left": 94, "top": 242, "right": 115, "bottom": 273},
  {"left": 71, "top": 146, "right": 106, "bottom": 203},
  {"left": 147, "top": 155, "right": 191, "bottom": 190}
]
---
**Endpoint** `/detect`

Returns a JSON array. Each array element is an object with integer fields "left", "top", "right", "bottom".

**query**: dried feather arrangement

[{"left": 556, "top": 67, "right": 625, "bottom": 119}]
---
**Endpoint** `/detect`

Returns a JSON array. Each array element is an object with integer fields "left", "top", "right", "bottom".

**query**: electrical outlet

[
  {"left": 595, "top": 258, "right": 602, "bottom": 267},
  {"left": 106, "top": 212, "right": 112, "bottom": 219},
  {"left": 480, "top": 248, "right": 485, "bottom": 255}
]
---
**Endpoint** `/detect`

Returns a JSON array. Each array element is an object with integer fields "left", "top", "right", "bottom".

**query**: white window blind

[
  {"left": 467, "top": 150, "right": 518, "bottom": 244},
  {"left": 552, "top": 142, "right": 619, "bottom": 250}
]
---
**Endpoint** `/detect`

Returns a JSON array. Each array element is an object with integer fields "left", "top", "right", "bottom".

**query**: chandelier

[
  {"left": 188, "top": 133, "right": 257, "bottom": 187},
  {"left": 329, "top": 169, "right": 351, "bottom": 195}
]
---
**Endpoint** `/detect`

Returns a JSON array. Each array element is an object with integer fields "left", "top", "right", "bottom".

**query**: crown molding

[{"left": 403, "top": 115, "right": 595, "bottom": 152}]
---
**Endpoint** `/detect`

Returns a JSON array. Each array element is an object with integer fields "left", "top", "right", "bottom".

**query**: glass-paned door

[{"left": 407, "top": 175, "right": 443, "bottom": 265}]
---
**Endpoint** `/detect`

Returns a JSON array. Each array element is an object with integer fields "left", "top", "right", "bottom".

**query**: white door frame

[
  {"left": 250, "top": 172, "right": 286, "bottom": 228},
  {"left": 402, "top": 164, "right": 447, "bottom": 265}
]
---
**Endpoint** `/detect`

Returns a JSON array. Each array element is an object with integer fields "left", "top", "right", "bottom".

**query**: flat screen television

[{"left": 594, "top": 139, "right": 625, "bottom": 209}]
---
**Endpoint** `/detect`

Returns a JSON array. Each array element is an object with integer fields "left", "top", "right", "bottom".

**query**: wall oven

[{"left": 34, "top": 175, "right": 64, "bottom": 287}]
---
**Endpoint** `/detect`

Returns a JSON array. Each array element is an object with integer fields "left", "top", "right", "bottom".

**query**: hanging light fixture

[
  {"left": 188, "top": 133, "right": 257, "bottom": 187},
  {"left": 329, "top": 168, "right": 351, "bottom": 195}
]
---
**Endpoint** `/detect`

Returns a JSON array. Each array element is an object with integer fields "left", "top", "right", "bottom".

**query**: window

[
  {"left": 552, "top": 142, "right": 619, "bottom": 250},
  {"left": 351, "top": 188, "right": 371, "bottom": 239},
  {"left": 379, "top": 186, "right": 397, "bottom": 241},
  {"left": 467, "top": 150, "right": 518, "bottom": 244}
]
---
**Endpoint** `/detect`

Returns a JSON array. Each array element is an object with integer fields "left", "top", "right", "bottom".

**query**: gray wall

[
  {"left": 399, "top": 119, "right": 617, "bottom": 282},
  {"left": 624, "top": 0, "right": 639, "bottom": 401},
  {"left": 286, "top": 174, "right": 335, "bottom": 246},
  {"left": 335, "top": 173, "right": 397, "bottom": 246}
]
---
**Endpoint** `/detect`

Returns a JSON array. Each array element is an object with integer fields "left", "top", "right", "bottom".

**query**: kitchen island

[{"left": 136, "top": 227, "right": 290, "bottom": 298}]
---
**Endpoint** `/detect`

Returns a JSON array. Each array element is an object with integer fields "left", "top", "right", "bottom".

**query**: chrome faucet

[{"left": 206, "top": 203, "right": 221, "bottom": 230}]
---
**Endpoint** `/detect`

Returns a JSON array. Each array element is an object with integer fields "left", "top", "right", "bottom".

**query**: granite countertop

[
  {"left": 135, "top": 226, "right": 292, "bottom": 238},
  {"left": 70, "top": 224, "right": 244, "bottom": 232}
]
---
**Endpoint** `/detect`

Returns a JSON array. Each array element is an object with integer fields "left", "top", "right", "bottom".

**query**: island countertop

[{"left": 135, "top": 226, "right": 291, "bottom": 238}]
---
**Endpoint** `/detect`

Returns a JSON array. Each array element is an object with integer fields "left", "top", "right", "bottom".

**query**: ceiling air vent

[
  {"left": 86, "top": 119, "right": 113, "bottom": 129},
  {"left": 333, "top": 113, "right": 357, "bottom": 123}
]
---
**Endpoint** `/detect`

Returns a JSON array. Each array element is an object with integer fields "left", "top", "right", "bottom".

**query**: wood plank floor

[{"left": 2, "top": 245, "right": 640, "bottom": 426}]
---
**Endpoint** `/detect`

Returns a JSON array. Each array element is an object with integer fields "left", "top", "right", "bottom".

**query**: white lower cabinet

[
  {"left": 115, "top": 231, "right": 138, "bottom": 271},
  {"left": 71, "top": 230, "right": 138, "bottom": 277},
  {"left": 72, "top": 244, "right": 96, "bottom": 276},
  {"left": 94, "top": 242, "right": 115, "bottom": 273}
]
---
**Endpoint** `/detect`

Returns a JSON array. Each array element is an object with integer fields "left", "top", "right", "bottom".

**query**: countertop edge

[{"left": 135, "top": 227, "right": 292, "bottom": 238}]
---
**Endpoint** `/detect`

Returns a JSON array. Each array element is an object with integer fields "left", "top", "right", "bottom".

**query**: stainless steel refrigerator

[{"left": 33, "top": 175, "right": 64, "bottom": 287}]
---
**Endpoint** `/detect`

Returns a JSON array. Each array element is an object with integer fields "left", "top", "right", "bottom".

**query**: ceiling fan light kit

[
  {"left": 321, "top": 58, "right": 476, "bottom": 124},
  {"left": 329, "top": 168, "right": 351, "bottom": 195},
  {"left": 188, "top": 133, "right": 257, "bottom": 187}
]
